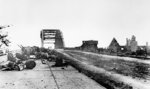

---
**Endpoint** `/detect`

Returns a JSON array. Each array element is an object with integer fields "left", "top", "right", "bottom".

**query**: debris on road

[{"left": 0, "top": 47, "right": 37, "bottom": 71}]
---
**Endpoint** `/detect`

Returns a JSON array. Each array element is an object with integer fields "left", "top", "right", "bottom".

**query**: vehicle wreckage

[{"left": 0, "top": 52, "right": 36, "bottom": 71}]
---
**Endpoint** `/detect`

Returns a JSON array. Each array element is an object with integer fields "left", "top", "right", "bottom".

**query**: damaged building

[
  {"left": 81, "top": 40, "right": 98, "bottom": 52},
  {"left": 108, "top": 35, "right": 150, "bottom": 56},
  {"left": 108, "top": 38, "right": 121, "bottom": 53},
  {"left": 126, "top": 35, "right": 138, "bottom": 52}
]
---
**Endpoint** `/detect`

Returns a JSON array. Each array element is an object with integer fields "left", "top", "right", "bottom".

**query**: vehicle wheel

[{"left": 25, "top": 60, "right": 36, "bottom": 69}]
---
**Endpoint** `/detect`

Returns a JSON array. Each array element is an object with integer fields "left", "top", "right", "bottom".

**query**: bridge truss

[{"left": 40, "top": 29, "right": 64, "bottom": 49}]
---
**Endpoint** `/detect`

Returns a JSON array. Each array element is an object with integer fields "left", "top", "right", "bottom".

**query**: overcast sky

[{"left": 0, "top": 0, "right": 150, "bottom": 49}]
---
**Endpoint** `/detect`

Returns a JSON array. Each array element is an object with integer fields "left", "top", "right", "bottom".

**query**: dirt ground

[{"left": 0, "top": 57, "right": 105, "bottom": 89}]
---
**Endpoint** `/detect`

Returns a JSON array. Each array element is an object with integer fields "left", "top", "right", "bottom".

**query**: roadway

[{"left": 0, "top": 56, "right": 105, "bottom": 89}]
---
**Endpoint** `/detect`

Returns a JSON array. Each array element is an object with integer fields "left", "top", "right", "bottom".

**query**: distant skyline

[{"left": 0, "top": 0, "right": 150, "bottom": 49}]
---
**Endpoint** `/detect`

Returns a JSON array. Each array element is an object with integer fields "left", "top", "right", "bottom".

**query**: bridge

[{"left": 40, "top": 29, "right": 64, "bottom": 49}]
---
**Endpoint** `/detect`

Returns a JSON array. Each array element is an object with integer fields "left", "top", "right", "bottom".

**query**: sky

[{"left": 0, "top": 0, "right": 150, "bottom": 49}]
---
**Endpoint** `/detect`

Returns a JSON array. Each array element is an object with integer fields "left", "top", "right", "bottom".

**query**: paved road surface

[{"left": 0, "top": 58, "right": 105, "bottom": 89}]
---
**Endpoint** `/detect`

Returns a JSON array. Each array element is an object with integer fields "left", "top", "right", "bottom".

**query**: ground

[
  {"left": 62, "top": 50, "right": 150, "bottom": 89},
  {"left": 0, "top": 56, "right": 105, "bottom": 89}
]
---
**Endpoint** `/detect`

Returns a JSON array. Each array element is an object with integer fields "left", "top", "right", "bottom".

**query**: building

[
  {"left": 108, "top": 38, "right": 120, "bottom": 53},
  {"left": 126, "top": 35, "right": 138, "bottom": 52},
  {"left": 81, "top": 40, "right": 98, "bottom": 52},
  {"left": 107, "top": 35, "right": 150, "bottom": 57}
]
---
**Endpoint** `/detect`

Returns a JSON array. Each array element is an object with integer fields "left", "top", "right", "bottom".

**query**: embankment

[{"left": 55, "top": 50, "right": 132, "bottom": 89}]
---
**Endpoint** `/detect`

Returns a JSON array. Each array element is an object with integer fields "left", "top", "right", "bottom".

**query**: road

[{"left": 0, "top": 56, "right": 105, "bottom": 89}]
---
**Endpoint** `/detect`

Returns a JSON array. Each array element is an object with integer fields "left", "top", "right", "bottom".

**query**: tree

[{"left": 0, "top": 25, "right": 11, "bottom": 47}]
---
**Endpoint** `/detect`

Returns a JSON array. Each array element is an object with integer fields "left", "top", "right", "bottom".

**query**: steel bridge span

[{"left": 40, "top": 29, "right": 64, "bottom": 49}]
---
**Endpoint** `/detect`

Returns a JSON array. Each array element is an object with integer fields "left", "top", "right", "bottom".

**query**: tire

[{"left": 25, "top": 60, "right": 36, "bottom": 69}]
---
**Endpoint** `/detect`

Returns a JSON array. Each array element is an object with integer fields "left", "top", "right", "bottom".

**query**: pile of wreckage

[
  {"left": 0, "top": 46, "right": 36, "bottom": 71},
  {"left": 0, "top": 53, "right": 36, "bottom": 71},
  {"left": 0, "top": 45, "right": 69, "bottom": 71}
]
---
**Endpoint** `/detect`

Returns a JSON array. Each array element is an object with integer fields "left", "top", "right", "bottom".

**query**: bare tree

[{"left": 0, "top": 25, "right": 11, "bottom": 47}]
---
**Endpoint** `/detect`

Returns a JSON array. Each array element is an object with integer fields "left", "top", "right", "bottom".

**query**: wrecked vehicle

[{"left": 0, "top": 52, "right": 36, "bottom": 71}]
